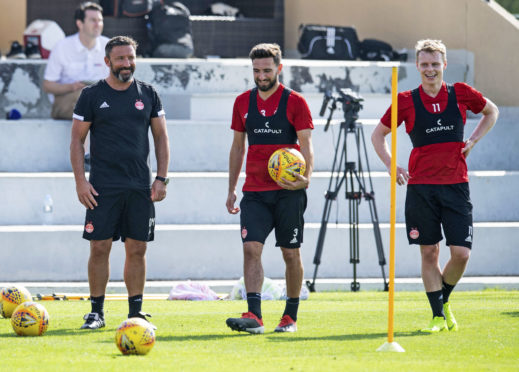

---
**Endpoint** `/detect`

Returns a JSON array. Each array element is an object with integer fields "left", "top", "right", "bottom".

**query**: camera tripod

[{"left": 306, "top": 89, "right": 388, "bottom": 292}]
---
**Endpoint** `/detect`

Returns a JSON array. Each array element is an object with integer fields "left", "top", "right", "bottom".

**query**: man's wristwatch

[{"left": 155, "top": 176, "right": 169, "bottom": 185}]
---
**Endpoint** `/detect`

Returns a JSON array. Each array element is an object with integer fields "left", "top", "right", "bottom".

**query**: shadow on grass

[
  {"left": 156, "top": 334, "right": 249, "bottom": 342},
  {"left": 0, "top": 332, "right": 19, "bottom": 338},
  {"left": 93, "top": 331, "right": 423, "bottom": 343},
  {"left": 0, "top": 328, "right": 113, "bottom": 338},
  {"left": 46, "top": 328, "right": 115, "bottom": 336},
  {"left": 502, "top": 311, "right": 519, "bottom": 317},
  {"left": 110, "top": 353, "right": 152, "bottom": 358},
  {"left": 0, "top": 329, "right": 426, "bottom": 343},
  {"left": 265, "top": 330, "right": 423, "bottom": 342},
  {"left": 94, "top": 334, "right": 248, "bottom": 343}
]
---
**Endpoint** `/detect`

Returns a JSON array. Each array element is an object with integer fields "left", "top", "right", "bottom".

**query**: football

[
  {"left": 268, "top": 148, "right": 306, "bottom": 182},
  {"left": 115, "top": 317, "right": 156, "bottom": 355},
  {"left": 11, "top": 301, "right": 49, "bottom": 336},
  {"left": 1, "top": 286, "right": 32, "bottom": 318}
]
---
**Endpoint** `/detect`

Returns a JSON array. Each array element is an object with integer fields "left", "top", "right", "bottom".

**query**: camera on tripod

[
  {"left": 307, "top": 87, "right": 388, "bottom": 293},
  {"left": 319, "top": 88, "right": 364, "bottom": 131}
]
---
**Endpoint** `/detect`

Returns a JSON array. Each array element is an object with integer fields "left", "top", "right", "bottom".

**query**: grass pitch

[{"left": 1, "top": 290, "right": 518, "bottom": 371}]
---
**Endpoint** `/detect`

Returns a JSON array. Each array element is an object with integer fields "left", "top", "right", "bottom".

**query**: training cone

[{"left": 376, "top": 341, "right": 405, "bottom": 353}]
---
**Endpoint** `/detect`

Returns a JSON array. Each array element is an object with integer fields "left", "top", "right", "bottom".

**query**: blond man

[{"left": 371, "top": 39, "right": 498, "bottom": 332}]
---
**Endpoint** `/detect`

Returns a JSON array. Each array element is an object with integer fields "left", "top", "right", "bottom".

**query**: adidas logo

[
  {"left": 290, "top": 228, "right": 299, "bottom": 244},
  {"left": 100, "top": 101, "right": 109, "bottom": 108},
  {"left": 465, "top": 235, "right": 472, "bottom": 243}
]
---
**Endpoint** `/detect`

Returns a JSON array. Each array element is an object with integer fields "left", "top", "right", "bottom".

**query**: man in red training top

[
  {"left": 225, "top": 43, "right": 314, "bottom": 334},
  {"left": 371, "top": 39, "right": 499, "bottom": 333}
]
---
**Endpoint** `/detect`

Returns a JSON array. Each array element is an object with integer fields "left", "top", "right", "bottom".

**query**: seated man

[{"left": 43, "top": 2, "right": 109, "bottom": 120}]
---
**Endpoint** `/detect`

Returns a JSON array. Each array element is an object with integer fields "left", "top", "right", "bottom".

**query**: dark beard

[{"left": 255, "top": 77, "right": 276, "bottom": 92}]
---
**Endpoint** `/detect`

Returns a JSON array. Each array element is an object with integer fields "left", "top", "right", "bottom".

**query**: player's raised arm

[{"left": 462, "top": 98, "right": 499, "bottom": 157}]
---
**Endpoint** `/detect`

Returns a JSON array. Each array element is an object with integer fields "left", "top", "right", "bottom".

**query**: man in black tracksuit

[{"left": 70, "top": 36, "right": 170, "bottom": 330}]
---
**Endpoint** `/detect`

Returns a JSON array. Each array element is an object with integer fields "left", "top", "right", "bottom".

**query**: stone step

[
  {"left": 0, "top": 171, "right": 516, "bottom": 225},
  {"left": 1, "top": 115, "right": 515, "bottom": 173},
  {"left": 0, "top": 222, "right": 517, "bottom": 281}
]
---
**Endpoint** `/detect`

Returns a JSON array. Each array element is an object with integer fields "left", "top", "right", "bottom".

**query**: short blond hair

[{"left": 415, "top": 39, "right": 447, "bottom": 62}]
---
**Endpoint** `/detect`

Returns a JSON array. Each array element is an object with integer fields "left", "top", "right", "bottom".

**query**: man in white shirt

[{"left": 43, "top": 2, "right": 109, "bottom": 120}]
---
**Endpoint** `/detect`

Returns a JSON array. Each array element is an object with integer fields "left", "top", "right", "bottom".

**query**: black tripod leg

[
  {"left": 306, "top": 195, "right": 335, "bottom": 292},
  {"left": 349, "top": 195, "right": 360, "bottom": 292},
  {"left": 307, "top": 118, "right": 349, "bottom": 293},
  {"left": 357, "top": 122, "right": 389, "bottom": 292},
  {"left": 368, "top": 198, "right": 389, "bottom": 291}
]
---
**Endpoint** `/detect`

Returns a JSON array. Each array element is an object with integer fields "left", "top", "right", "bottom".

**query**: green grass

[{"left": 1, "top": 291, "right": 518, "bottom": 371}]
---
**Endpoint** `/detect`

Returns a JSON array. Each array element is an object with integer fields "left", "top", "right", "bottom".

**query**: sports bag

[
  {"left": 297, "top": 24, "right": 360, "bottom": 60},
  {"left": 99, "top": 0, "right": 120, "bottom": 17},
  {"left": 121, "top": 0, "right": 154, "bottom": 17},
  {"left": 147, "top": 1, "right": 193, "bottom": 57},
  {"left": 359, "top": 39, "right": 396, "bottom": 61},
  {"left": 100, "top": 0, "right": 153, "bottom": 17}
]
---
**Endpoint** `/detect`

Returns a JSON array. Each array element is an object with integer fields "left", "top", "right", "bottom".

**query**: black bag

[
  {"left": 100, "top": 0, "right": 120, "bottom": 17},
  {"left": 359, "top": 39, "right": 396, "bottom": 61},
  {"left": 121, "top": 0, "right": 154, "bottom": 17},
  {"left": 99, "top": 0, "right": 153, "bottom": 17},
  {"left": 297, "top": 24, "right": 360, "bottom": 60},
  {"left": 148, "top": 1, "right": 194, "bottom": 57}
]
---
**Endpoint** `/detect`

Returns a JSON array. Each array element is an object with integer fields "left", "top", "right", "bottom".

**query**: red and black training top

[
  {"left": 381, "top": 82, "right": 486, "bottom": 184},
  {"left": 231, "top": 84, "right": 314, "bottom": 191}
]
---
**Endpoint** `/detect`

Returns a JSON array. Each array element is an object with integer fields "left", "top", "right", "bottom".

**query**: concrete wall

[
  {"left": 0, "top": 0, "right": 26, "bottom": 54},
  {"left": 1, "top": 223, "right": 518, "bottom": 281},
  {"left": 285, "top": 0, "right": 519, "bottom": 106},
  {"left": 0, "top": 58, "right": 470, "bottom": 119}
]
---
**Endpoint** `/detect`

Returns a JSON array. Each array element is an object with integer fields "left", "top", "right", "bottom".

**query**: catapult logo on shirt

[
  {"left": 426, "top": 118, "right": 454, "bottom": 134},
  {"left": 253, "top": 121, "right": 282, "bottom": 134}
]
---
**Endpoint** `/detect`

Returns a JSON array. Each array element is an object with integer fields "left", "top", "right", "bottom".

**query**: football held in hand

[{"left": 268, "top": 148, "right": 306, "bottom": 182}]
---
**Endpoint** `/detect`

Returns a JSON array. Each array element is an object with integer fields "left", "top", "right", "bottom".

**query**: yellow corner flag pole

[{"left": 377, "top": 66, "right": 405, "bottom": 353}]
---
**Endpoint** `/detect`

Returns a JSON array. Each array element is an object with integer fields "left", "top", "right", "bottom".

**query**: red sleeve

[
  {"left": 231, "top": 91, "right": 250, "bottom": 132},
  {"left": 287, "top": 91, "right": 314, "bottom": 131},
  {"left": 453, "top": 82, "right": 487, "bottom": 114},
  {"left": 380, "top": 90, "right": 415, "bottom": 130}
]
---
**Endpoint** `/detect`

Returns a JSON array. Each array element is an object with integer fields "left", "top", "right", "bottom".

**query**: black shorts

[
  {"left": 240, "top": 189, "right": 307, "bottom": 248},
  {"left": 83, "top": 188, "right": 155, "bottom": 242},
  {"left": 405, "top": 183, "right": 473, "bottom": 248}
]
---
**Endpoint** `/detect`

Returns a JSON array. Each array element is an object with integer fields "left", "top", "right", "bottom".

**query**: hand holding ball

[{"left": 268, "top": 148, "right": 306, "bottom": 183}]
